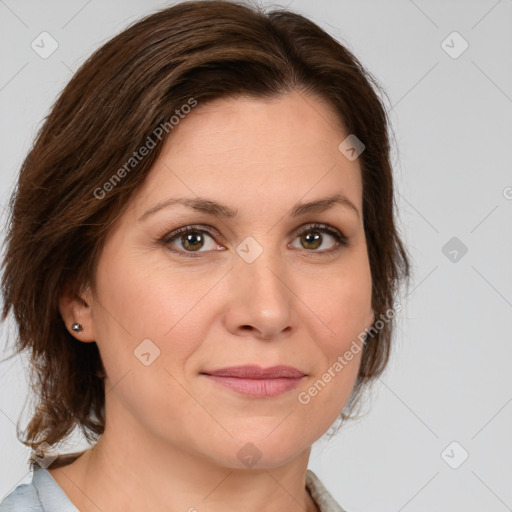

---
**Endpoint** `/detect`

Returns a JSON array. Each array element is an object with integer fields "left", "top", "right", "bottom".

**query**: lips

[
  {"left": 202, "top": 365, "right": 306, "bottom": 379},
  {"left": 201, "top": 365, "right": 306, "bottom": 398}
]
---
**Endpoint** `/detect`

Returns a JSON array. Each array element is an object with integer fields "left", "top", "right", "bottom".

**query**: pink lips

[{"left": 202, "top": 365, "right": 306, "bottom": 397}]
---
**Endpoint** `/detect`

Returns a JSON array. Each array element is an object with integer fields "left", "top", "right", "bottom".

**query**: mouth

[{"left": 200, "top": 365, "right": 306, "bottom": 398}]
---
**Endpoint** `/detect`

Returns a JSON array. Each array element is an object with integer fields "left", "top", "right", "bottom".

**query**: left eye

[
  {"left": 161, "top": 224, "right": 347, "bottom": 257},
  {"left": 290, "top": 224, "right": 347, "bottom": 252}
]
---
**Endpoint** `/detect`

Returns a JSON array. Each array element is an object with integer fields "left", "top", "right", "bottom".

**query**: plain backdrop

[{"left": 1, "top": 1, "right": 511, "bottom": 511}]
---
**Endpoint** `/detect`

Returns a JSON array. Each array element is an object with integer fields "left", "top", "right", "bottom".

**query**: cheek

[
  {"left": 93, "top": 241, "right": 218, "bottom": 342},
  {"left": 89, "top": 244, "right": 212, "bottom": 393},
  {"left": 293, "top": 280, "right": 368, "bottom": 433},
  {"left": 286, "top": 257, "right": 371, "bottom": 423},
  {"left": 89, "top": 250, "right": 212, "bottom": 438},
  {"left": 90, "top": 242, "right": 240, "bottom": 424},
  {"left": 300, "top": 257, "right": 373, "bottom": 348}
]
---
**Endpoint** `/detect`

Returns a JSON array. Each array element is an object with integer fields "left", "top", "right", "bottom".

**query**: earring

[{"left": 72, "top": 323, "right": 83, "bottom": 333}]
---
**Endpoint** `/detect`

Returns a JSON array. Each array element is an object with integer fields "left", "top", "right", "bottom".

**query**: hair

[{"left": 1, "top": 0, "right": 410, "bottom": 457}]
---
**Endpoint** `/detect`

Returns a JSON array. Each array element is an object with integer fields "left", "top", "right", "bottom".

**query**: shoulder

[
  {"left": 0, "top": 479, "right": 42, "bottom": 511},
  {"left": 1, "top": 461, "right": 80, "bottom": 512}
]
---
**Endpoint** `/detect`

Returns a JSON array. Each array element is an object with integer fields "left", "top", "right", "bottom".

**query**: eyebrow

[{"left": 137, "top": 193, "right": 360, "bottom": 221}]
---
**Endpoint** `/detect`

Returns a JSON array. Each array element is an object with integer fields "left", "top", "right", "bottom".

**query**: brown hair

[{"left": 1, "top": 0, "right": 410, "bottom": 455}]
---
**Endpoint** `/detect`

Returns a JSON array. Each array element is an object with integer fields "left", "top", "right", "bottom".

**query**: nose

[{"left": 223, "top": 246, "right": 294, "bottom": 341}]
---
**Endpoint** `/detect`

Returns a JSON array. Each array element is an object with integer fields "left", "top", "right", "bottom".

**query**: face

[{"left": 75, "top": 90, "right": 374, "bottom": 468}]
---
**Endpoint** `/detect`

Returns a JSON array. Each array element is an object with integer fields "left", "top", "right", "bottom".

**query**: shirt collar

[
  {"left": 32, "top": 464, "right": 80, "bottom": 512},
  {"left": 306, "top": 469, "right": 347, "bottom": 512}
]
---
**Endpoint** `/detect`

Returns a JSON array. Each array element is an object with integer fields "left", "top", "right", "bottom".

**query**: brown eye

[
  {"left": 291, "top": 224, "right": 348, "bottom": 253},
  {"left": 299, "top": 230, "right": 323, "bottom": 250},
  {"left": 179, "top": 231, "right": 205, "bottom": 251},
  {"left": 163, "top": 226, "right": 222, "bottom": 256}
]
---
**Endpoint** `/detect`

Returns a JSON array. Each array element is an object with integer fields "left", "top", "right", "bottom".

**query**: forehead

[{"left": 130, "top": 91, "right": 363, "bottom": 218}]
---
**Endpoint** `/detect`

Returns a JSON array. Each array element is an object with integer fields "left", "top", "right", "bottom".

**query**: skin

[{"left": 54, "top": 90, "right": 374, "bottom": 512}]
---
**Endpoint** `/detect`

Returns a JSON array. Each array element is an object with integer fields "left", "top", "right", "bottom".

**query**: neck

[{"left": 48, "top": 398, "right": 318, "bottom": 512}]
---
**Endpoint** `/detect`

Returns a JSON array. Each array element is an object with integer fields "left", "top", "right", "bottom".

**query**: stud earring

[{"left": 72, "top": 323, "right": 83, "bottom": 333}]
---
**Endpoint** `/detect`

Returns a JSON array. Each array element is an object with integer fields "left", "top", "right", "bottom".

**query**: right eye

[{"left": 161, "top": 225, "right": 225, "bottom": 257}]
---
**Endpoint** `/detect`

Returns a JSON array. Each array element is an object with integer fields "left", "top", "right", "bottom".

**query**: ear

[{"left": 59, "top": 282, "right": 96, "bottom": 342}]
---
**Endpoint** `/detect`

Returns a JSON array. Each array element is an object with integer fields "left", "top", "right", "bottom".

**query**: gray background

[{"left": 1, "top": 0, "right": 511, "bottom": 510}]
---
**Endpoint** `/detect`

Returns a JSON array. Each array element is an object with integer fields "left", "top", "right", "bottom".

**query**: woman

[{"left": 0, "top": 1, "right": 410, "bottom": 510}]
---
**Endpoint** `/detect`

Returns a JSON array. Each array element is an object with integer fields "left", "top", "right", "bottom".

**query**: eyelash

[{"left": 159, "top": 223, "right": 349, "bottom": 258}]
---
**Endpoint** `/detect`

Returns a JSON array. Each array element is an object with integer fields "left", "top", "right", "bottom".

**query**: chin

[{"left": 205, "top": 433, "right": 310, "bottom": 471}]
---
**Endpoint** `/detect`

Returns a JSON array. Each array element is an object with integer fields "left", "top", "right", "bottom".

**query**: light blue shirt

[{"left": 0, "top": 464, "right": 346, "bottom": 511}]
